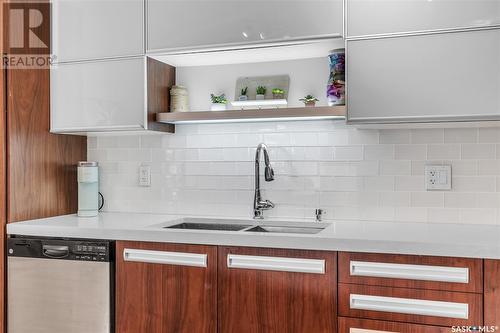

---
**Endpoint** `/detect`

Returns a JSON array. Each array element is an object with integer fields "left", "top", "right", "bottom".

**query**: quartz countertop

[{"left": 6, "top": 212, "right": 500, "bottom": 259}]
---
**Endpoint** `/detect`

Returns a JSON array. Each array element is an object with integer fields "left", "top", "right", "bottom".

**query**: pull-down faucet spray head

[{"left": 254, "top": 143, "right": 275, "bottom": 219}]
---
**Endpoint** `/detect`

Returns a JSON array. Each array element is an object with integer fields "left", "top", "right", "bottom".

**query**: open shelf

[{"left": 156, "top": 106, "right": 345, "bottom": 124}]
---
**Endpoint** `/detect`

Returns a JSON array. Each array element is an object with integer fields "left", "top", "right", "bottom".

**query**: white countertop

[{"left": 6, "top": 212, "right": 500, "bottom": 259}]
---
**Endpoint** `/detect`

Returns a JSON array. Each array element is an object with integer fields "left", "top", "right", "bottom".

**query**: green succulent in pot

[
  {"left": 272, "top": 88, "right": 285, "bottom": 99},
  {"left": 256, "top": 86, "right": 267, "bottom": 100},
  {"left": 300, "top": 94, "right": 319, "bottom": 107}
]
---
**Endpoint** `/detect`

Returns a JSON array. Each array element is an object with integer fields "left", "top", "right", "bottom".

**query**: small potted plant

[
  {"left": 272, "top": 88, "right": 285, "bottom": 99},
  {"left": 300, "top": 94, "right": 319, "bottom": 107},
  {"left": 210, "top": 93, "right": 228, "bottom": 111},
  {"left": 238, "top": 87, "right": 248, "bottom": 101},
  {"left": 256, "top": 86, "right": 267, "bottom": 100}
]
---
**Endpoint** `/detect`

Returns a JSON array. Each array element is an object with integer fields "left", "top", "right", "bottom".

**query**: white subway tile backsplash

[
  {"left": 461, "top": 144, "right": 496, "bottom": 159},
  {"left": 364, "top": 145, "right": 394, "bottom": 160},
  {"left": 428, "top": 208, "right": 459, "bottom": 224},
  {"left": 334, "top": 146, "right": 363, "bottom": 161},
  {"left": 410, "top": 129, "right": 444, "bottom": 144},
  {"left": 444, "top": 128, "right": 478, "bottom": 143},
  {"left": 380, "top": 130, "right": 410, "bottom": 144},
  {"left": 395, "top": 144, "right": 427, "bottom": 160},
  {"left": 453, "top": 176, "right": 497, "bottom": 192},
  {"left": 479, "top": 128, "right": 500, "bottom": 143},
  {"left": 410, "top": 192, "right": 444, "bottom": 207},
  {"left": 380, "top": 160, "right": 411, "bottom": 175},
  {"left": 92, "top": 121, "right": 500, "bottom": 225},
  {"left": 427, "top": 144, "right": 460, "bottom": 160}
]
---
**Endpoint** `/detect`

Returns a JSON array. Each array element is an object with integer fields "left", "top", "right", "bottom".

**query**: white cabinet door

[
  {"left": 147, "top": 0, "right": 343, "bottom": 52},
  {"left": 51, "top": 57, "right": 146, "bottom": 133},
  {"left": 346, "top": 29, "right": 500, "bottom": 123},
  {"left": 346, "top": 0, "right": 500, "bottom": 38},
  {"left": 52, "top": 0, "right": 144, "bottom": 62}
]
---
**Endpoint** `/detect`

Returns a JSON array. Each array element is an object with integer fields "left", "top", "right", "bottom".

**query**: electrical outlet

[
  {"left": 139, "top": 165, "right": 151, "bottom": 187},
  {"left": 425, "top": 165, "right": 451, "bottom": 191}
]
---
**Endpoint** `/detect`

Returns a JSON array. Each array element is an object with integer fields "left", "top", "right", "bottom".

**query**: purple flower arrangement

[{"left": 327, "top": 49, "right": 345, "bottom": 106}]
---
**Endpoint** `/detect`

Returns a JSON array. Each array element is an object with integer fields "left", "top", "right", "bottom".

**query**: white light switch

[
  {"left": 425, "top": 165, "right": 451, "bottom": 191},
  {"left": 139, "top": 165, "right": 151, "bottom": 187}
]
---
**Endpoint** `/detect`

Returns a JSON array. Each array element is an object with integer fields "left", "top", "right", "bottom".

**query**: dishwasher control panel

[
  {"left": 72, "top": 242, "right": 110, "bottom": 261},
  {"left": 7, "top": 237, "right": 113, "bottom": 262}
]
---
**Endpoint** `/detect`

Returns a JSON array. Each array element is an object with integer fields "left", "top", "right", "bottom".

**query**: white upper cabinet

[
  {"left": 346, "top": 28, "right": 500, "bottom": 123},
  {"left": 146, "top": 0, "right": 343, "bottom": 53},
  {"left": 346, "top": 0, "right": 500, "bottom": 38},
  {"left": 51, "top": 57, "right": 146, "bottom": 133},
  {"left": 52, "top": 0, "right": 144, "bottom": 62}
]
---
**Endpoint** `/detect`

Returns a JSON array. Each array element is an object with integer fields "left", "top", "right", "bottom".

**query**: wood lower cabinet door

[
  {"left": 339, "top": 283, "right": 482, "bottom": 327},
  {"left": 485, "top": 259, "right": 500, "bottom": 327},
  {"left": 115, "top": 241, "right": 217, "bottom": 333},
  {"left": 218, "top": 246, "right": 337, "bottom": 333},
  {"left": 339, "top": 317, "right": 451, "bottom": 333}
]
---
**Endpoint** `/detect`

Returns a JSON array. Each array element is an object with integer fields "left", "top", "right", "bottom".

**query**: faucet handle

[
  {"left": 258, "top": 200, "right": 275, "bottom": 210},
  {"left": 315, "top": 209, "right": 325, "bottom": 222}
]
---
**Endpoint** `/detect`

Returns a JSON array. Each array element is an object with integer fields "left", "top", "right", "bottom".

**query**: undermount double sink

[{"left": 164, "top": 218, "right": 327, "bottom": 235}]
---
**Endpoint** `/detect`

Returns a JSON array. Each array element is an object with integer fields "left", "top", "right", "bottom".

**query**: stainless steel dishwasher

[{"left": 7, "top": 237, "right": 114, "bottom": 333}]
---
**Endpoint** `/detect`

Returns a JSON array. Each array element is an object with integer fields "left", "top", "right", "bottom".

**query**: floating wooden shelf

[{"left": 156, "top": 106, "right": 346, "bottom": 124}]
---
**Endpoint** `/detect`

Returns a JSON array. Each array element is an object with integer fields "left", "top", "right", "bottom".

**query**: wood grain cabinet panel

[
  {"left": 339, "top": 252, "right": 483, "bottom": 293},
  {"left": 115, "top": 241, "right": 217, "bottom": 333},
  {"left": 339, "top": 283, "right": 482, "bottom": 327},
  {"left": 484, "top": 259, "right": 500, "bottom": 327},
  {"left": 218, "top": 246, "right": 337, "bottom": 333},
  {"left": 339, "top": 317, "right": 452, "bottom": 333}
]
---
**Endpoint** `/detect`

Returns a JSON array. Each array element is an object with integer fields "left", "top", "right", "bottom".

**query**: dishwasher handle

[{"left": 42, "top": 245, "right": 70, "bottom": 259}]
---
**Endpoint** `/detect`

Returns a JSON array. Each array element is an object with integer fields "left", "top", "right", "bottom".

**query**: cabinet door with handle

[
  {"left": 346, "top": 0, "right": 500, "bottom": 38},
  {"left": 146, "top": 0, "right": 343, "bottom": 53},
  {"left": 338, "top": 317, "right": 451, "bottom": 333},
  {"left": 52, "top": 0, "right": 144, "bottom": 62},
  {"left": 346, "top": 28, "right": 500, "bottom": 124},
  {"left": 115, "top": 241, "right": 217, "bottom": 333},
  {"left": 50, "top": 57, "right": 146, "bottom": 133},
  {"left": 218, "top": 246, "right": 337, "bottom": 333}
]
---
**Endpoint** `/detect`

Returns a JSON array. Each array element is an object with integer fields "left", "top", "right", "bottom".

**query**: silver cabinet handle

[
  {"left": 227, "top": 254, "right": 325, "bottom": 274},
  {"left": 350, "top": 294, "right": 469, "bottom": 319},
  {"left": 350, "top": 261, "right": 469, "bottom": 283},
  {"left": 123, "top": 248, "right": 207, "bottom": 267}
]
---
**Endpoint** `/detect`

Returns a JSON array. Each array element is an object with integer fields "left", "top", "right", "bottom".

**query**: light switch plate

[
  {"left": 139, "top": 165, "right": 151, "bottom": 187},
  {"left": 425, "top": 165, "right": 451, "bottom": 191}
]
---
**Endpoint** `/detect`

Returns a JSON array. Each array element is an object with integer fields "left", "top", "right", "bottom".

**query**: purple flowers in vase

[{"left": 327, "top": 49, "right": 345, "bottom": 106}]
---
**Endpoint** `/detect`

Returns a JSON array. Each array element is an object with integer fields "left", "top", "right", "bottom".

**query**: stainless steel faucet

[{"left": 253, "top": 143, "right": 275, "bottom": 219}]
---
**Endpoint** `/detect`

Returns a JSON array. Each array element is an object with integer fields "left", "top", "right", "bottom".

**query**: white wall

[
  {"left": 176, "top": 57, "right": 329, "bottom": 111},
  {"left": 89, "top": 122, "right": 500, "bottom": 225}
]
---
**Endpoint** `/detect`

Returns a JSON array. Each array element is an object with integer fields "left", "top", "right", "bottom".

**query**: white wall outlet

[
  {"left": 425, "top": 165, "right": 451, "bottom": 191},
  {"left": 139, "top": 165, "right": 151, "bottom": 187}
]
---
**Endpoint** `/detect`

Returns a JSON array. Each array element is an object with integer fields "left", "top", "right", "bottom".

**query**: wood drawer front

[
  {"left": 339, "top": 252, "right": 482, "bottom": 293},
  {"left": 339, "top": 317, "right": 451, "bottom": 333},
  {"left": 339, "top": 284, "right": 482, "bottom": 327}
]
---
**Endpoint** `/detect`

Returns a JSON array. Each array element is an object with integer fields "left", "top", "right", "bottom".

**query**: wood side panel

[
  {"left": 0, "top": 0, "right": 6, "bottom": 331},
  {"left": 146, "top": 57, "right": 175, "bottom": 133},
  {"left": 339, "top": 317, "right": 452, "bottom": 333},
  {"left": 484, "top": 259, "right": 500, "bottom": 327},
  {"left": 5, "top": 0, "right": 86, "bottom": 222},
  {"left": 338, "top": 252, "right": 483, "bottom": 293},
  {"left": 7, "top": 67, "right": 86, "bottom": 222},
  {"left": 115, "top": 241, "right": 217, "bottom": 333},
  {"left": 338, "top": 283, "right": 483, "bottom": 327},
  {"left": 218, "top": 246, "right": 337, "bottom": 333}
]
